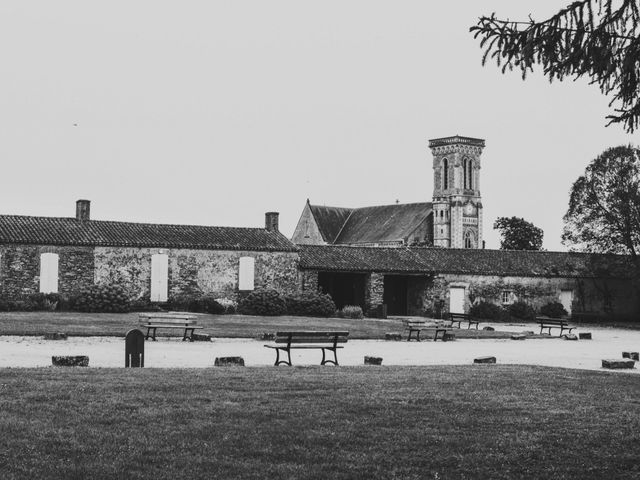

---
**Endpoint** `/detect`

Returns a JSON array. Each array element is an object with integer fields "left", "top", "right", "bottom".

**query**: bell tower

[{"left": 429, "top": 135, "right": 485, "bottom": 249}]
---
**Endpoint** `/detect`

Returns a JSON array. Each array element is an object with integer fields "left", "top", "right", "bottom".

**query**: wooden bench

[
  {"left": 138, "top": 313, "right": 203, "bottom": 341},
  {"left": 447, "top": 313, "right": 480, "bottom": 330},
  {"left": 536, "top": 317, "right": 575, "bottom": 336},
  {"left": 264, "top": 331, "right": 349, "bottom": 366},
  {"left": 404, "top": 320, "right": 448, "bottom": 342}
]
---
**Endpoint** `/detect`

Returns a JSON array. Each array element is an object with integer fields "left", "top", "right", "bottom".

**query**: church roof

[
  {"left": 299, "top": 245, "right": 632, "bottom": 278},
  {"left": 308, "top": 202, "right": 432, "bottom": 245},
  {"left": 0, "top": 215, "right": 298, "bottom": 252},
  {"left": 334, "top": 203, "right": 432, "bottom": 244},
  {"left": 308, "top": 205, "right": 354, "bottom": 243}
]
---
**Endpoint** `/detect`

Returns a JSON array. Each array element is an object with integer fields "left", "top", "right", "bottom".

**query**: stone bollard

[
  {"left": 214, "top": 356, "right": 245, "bottom": 366},
  {"left": 44, "top": 333, "right": 68, "bottom": 340},
  {"left": 52, "top": 356, "right": 89, "bottom": 367},
  {"left": 191, "top": 333, "right": 212, "bottom": 342},
  {"left": 364, "top": 356, "right": 383, "bottom": 365},
  {"left": 474, "top": 356, "right": 496, "bottom": 364},
  {"left": 562, "top": 334, "right": 578, "bottom": 341},
  {"left": 385, "top": 333, "right": 402, "bottom": 341},
  {"left": 579, "top": 332, "right": 592, "bottom": 340},
  {"left": 511, "top": 334, "right": 526, "bottom": 340},
  {"left": 442, "top": 333, "right": 456, "bottom": 341},
  {"left": 482, "top": 326, "right": 495, "bottom": 331},
  {"left": 602, "top": 359, "right": 635, "bottom": 369},
  {"left": 622, "top": 352, "right": 639, "bottom": 361}
]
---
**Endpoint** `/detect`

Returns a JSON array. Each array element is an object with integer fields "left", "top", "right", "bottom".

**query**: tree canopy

[
  {"left": 493, "top": 216, "right": 544, "bottom": 251},
  {"left": 562, "top": 145, "right": 640, "bottom": 260},
  {"left": 470, "top": 0, "right": 640, "bottom": 133}
]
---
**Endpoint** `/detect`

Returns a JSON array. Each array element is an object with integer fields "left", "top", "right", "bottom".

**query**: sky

[{"left": 0, "top": 1, "right": 636, "bottom": 252}]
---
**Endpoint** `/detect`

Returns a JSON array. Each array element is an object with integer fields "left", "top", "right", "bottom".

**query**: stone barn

[
  {"left": 0, "top": 200, "right": 299, "bottom": 303},
  {"left": 298, "top": 245, "right": 636, "bottom": 318}
]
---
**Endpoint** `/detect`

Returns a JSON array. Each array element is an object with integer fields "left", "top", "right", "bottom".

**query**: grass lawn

[
  {"left": 0, "top": 365, "right": 638, "bottom": 479},
  {"left": 0, "top": 311, "right": 519, "bottom": 339}
]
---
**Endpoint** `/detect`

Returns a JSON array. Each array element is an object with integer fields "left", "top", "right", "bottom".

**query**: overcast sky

[{"left": 1, "top": 1, "right": 635, "bottom": 251}]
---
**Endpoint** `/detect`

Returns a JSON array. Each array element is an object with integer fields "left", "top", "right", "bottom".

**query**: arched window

[
  {"left": 443, "top": 158, "right": 449, "bottom": 189},
  {"left": 468, "top": 158, "right": 473, "bottom": 189},
  {"left": 464, "top": 231, "right": 474, "bottom": 249}
]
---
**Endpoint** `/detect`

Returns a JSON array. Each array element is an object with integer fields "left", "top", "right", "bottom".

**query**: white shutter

[
  {"left": 150, "top": 254, "right": 169, "bottom": 302},
  {"left": 449, "top": 287, "right": 465, "bottom": 314},
  {"left": 39, "top": 253, "right": 59, "bottom": 294},
  {"left": 239, "top": 257, "right": 255, "bottom": 290}
]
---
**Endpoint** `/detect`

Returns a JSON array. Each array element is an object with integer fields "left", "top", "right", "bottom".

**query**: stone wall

[
  {"left": 0, "top": 245, "right": 94, "bottom": 299},
  {"left": 439, "top": 273, "right": 637, "bottom": 316},
  {"left": 94, "top": 247, "right": 299, "bottom": 301}
]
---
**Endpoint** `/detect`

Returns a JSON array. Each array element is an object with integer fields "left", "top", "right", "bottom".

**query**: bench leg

[
  {"left": 407, "top": 329, "right": 420, "bottom": 342},
  {"left": 321, "top": 347, "right": 339, "bottom": 366},
  {"left": 146, "top": 327, "right": 157, "bottom": 341},
  {"left": 274, "top": 347, "right": 292, "bottom": 366},
  {"left": 182, "top": 328, "right": 194, "bottom": 341}
]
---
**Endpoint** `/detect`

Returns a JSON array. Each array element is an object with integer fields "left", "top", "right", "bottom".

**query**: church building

[{"left": 292, "top": 135, "right": 485, "bottom": 249}]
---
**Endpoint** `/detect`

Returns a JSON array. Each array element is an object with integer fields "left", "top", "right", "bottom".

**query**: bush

[
  {"left": 73, "top": 284, "right": 131, "bottom": 313},
  {"left": 26, "top": 293, "right": 61, "bottom": 311},
  {"left": 284, "top": 292, "right": 336, "bottom": 318},
  {"left": 340, "top": 305, "right": 364, "bottom": 319},
  {"left": 469, "top": 301, "right": 505, "bottom": 320},
  {"left": 215, "top": 297, "right": 237, "bottom": 314},
  {"left": 507, "top": 300, "right": 536, "bottom": 321},
  {"left": 539, "top": 301, "right": 568, "bottom": 318},
  {"left": 238, "top": 289, "right": 287, "bottom": 316},
  {"left": 167, "top": 294, "right": 226, "bottom": 314}
]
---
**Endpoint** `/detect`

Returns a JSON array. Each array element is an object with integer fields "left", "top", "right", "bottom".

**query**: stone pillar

[
  {"left": 76, "top": 199, "right": 90, "bottom": 221},
  {"left": 366, "top": 273, "right": 385, "bottom": 312},
  {"left": 301, "top": 270, "right": 319, "bottom": 292}
]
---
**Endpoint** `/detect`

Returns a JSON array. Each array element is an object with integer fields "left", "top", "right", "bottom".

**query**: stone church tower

[{"left": 429, "top": 135, "right": 485, "bottom": 249}]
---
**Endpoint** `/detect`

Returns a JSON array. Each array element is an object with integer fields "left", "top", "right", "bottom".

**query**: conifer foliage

[{"left": 470, "top": 1, "right": 640, "bottom": 132}]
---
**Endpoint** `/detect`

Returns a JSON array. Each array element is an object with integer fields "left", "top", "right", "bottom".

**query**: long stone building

[{"left": 0, "top": 200, "right": 298, "bottom": 303}]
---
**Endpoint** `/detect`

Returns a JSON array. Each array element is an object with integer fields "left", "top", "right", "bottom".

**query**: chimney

[
  {"left": 76, "top": 199, "right": 91, "bottom": 221},
  {"left": 265, "top": 212, "right": 279, "bottom": 232}
]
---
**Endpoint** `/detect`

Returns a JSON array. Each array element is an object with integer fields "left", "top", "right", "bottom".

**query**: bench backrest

[
  {"left": 404, "top": 320, "right": 427, "bottom": 328},
  {"left": 536, "top": 317, "right": 568, "bottom": 325},
  {"left": 274, "top": 331, "right": 349, "bottom": 345},
  {"left": 449, "top": 313, "right": 470, "bottom": 320},
  {"left": 139, "top": 318, "right": 197, "bottom": 326}
]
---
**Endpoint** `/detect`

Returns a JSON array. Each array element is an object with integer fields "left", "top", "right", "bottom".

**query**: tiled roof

[
  {"left": 0, "top": 215, "right": 298, "bottom": 252},
  {"left": 309, "top": 205, "right": 354, "bottom": 243},
  {"left": 334, "top": 203, "right": 432, "bottom": 244},
  {"left": 299, "top": 245, "right": 632, "bottom": 278}
]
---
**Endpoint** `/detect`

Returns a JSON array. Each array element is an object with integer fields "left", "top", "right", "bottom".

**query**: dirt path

[{"left": 0, "top": 324, "right": 637, "bottom": 372}]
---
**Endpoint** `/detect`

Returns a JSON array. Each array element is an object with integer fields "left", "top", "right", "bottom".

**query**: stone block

[
  {"left": 364, "top": 356, "right": 383, "bottom": 365},
  {"left": 602, "top": 359, "right": 635, "bottom": 369},
  {"left": 385, "top": 333, "right": 402, "bottom": 341},
  {"left": 44, "top": 333, "right": 67, "bottom": 340},
  {"left": 442, "top": 333, "right": 456, "bottom": 342},
  {"left": 214, "top": 356, "right": 245, "bottom": 366},
  {"left": 191, "top": 333, "right": 212, "bottom": 342},
  {"left": 578, "top": 332, "right": 592, "bottom": 340},
  {"left": 52, "top": 355, "right": 89, "bottom": 367},
  {"left": 622, "top": 352, "right": 639, "bottom": 361},
  {"left": 562, "top": 334, "right": 578, "bottom": 341},
  {"left": 511, "top": 334, "right": 526, "bottom": 340},
  {"left": 474, "top": 356, "right": 496, "bottom": 364},
  {"left": 482, "top": 326, "right": 495, "bottom": 331}
]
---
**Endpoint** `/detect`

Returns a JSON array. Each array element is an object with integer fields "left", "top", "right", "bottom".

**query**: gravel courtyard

[{"left": 0, "top": 323, "right": 638, "bottom": 372}]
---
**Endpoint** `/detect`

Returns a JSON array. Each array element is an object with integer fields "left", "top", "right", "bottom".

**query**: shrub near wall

[
  {"left": 539, "top": 301, "right": 568, "bottom": 318},
  {"left": 469, "top": 301, "right": 505, "bottom": 321},
  {"left": 284, "top": 292, "right": 336, "bottom": 318},
  {"left": 507, "top": 301, "right": 537, "bottom": 321},
  {"left": 73, "top": 284, "right": 131, "bottom": 313},
  {"left": 238, "top": 289, "right": 287, "bottom": 316}
]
